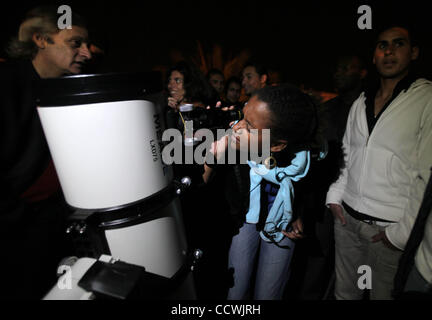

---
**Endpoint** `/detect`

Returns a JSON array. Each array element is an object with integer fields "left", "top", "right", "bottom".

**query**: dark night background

[
  {"left": 1, "top": 0, "right": 431, "bottom": 91},
  {"left": 0, "top": 0, "right": 431, "bottom": 303}
]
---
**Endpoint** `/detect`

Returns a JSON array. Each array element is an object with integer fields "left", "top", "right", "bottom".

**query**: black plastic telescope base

[{"left": 78, "top": 249, "right": 202, "bottom": 300}]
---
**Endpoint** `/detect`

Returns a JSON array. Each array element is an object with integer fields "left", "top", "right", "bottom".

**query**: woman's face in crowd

[
  {"left": 226, "top": 82, "right": 241, "bottom": 103},
  {"left": 209, "top": 73, "right": 224, "bottom": 95},
  {"left": 167, "top": 70, "right": 184, "bottom": 96},
  {"left": 230, "top": 95, "right": 272, "bottom": 153}
]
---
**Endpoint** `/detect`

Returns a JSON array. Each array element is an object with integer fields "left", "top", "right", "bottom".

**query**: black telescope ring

[{"left": 84, "top": 184, "right": 178, "bottom": 230}]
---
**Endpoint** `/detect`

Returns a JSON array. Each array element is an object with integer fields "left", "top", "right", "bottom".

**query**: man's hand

[
  {"left": 282, "top": 218, "right": 304, "bottom": 240},
  {"left": 329, "top": 203, "right": 346, "bottom": 226},
  {"left": 371, "top": 231, "right": 400, "bottom": 251}
]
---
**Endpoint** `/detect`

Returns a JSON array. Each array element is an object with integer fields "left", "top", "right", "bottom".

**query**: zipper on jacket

[
  {"left": 358, "top": 143, "right": 368, "bottom": 199},
  {"left": 358, "top": 90, "right": 400, "bottom": 198},
  {"left": 358, "top": 102, "right": 371, "bottom": 199}
]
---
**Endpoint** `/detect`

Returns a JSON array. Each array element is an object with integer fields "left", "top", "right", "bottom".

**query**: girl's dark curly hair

[
  {"left": 166, "top": 61, "right": 217, "bottom": 106},
  {"left": 254, "top": 84, "right": 318, "bottom": 163}
]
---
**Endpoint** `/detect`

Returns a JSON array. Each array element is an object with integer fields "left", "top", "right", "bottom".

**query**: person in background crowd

[
  {"left": 325, "top": 55, "right": 368, "bottom": 143},
  {"left": 286, "top": 55, "right": 368, "bottom": 300},
  {"left": 241, "top": 61, "right": 269, "bottom": 97},
  {"left": 207, "top": 68, "right": 225, "bottom": 99},
  {"left": 164, "top": 61, "right": 222, "bottom": 298},
  {"left": 222, "top": 76, "right": 243, "bottom": 110},
  {"left": 165, "top": 60, "right": 217, "bottom": 130},
  {"left": 268, "top": 68, "right": 283, "bottom": 87}
]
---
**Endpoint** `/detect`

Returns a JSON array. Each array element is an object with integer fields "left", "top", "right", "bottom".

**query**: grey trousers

[{"left": 334, "top": 207, "right": 403, "bottom": 300}]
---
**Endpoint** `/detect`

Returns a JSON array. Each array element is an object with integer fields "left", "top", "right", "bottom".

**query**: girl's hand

[
  {"left": 203, "top": 132, "right": 229, "bottom": 184},
  {"left": 209, "top": 135, "right": 229, "bottom": 161},
  {"left": 282, "top": 218, "right": 304, "bottom": 240},
  {"left": 168, "top": 97, "right": 179, "bottom": 110},
  {"left": 168, "top": 89, "right": 185, "bottom": 110}
]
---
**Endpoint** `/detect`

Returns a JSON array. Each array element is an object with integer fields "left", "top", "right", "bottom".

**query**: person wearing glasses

[
  {"left": 165, "top": 61, "right": 217, "bottom": 130},
  {"left": 203, "top": 85, "right": 317, "bottom": 299}
]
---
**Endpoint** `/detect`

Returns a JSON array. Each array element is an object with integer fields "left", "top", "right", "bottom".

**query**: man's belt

[{"left": 342, "top": 201, "right": 393, "bottom": 223}]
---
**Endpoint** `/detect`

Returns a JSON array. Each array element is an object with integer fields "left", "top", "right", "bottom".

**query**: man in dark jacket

[
  {"left": 0, "top": 5, "right": 91, "bottom": 299},
  {"left": 287, "top": 55, "right": 367, "bottom": 300}
]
